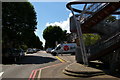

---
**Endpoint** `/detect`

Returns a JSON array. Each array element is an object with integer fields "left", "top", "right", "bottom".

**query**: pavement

[
  {"left": 63, "top": 62, "right": 104, "bottom": 77},
  {"left": 55, "top": 55, "right": 120, "bottom": 79},
  {"left": 57, "top": 55, "right": 104, "bottom": 77}
]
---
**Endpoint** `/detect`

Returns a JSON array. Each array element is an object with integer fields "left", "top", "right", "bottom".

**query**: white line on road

[
  {"left": 37, "top": 69, "right": 42, "bottom": 80},
  {"left": 0, "top": 72, "right": 4, "bottom": 77},
  {"left": 36, "top": 62, "right": 65, "bottom": 79}
]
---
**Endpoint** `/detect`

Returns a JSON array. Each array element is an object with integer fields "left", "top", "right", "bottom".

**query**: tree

[
  {"left": 27, "top": 32, "right": 43, "bottom": 49},
  {"left": 43, "top": 25, "right": 66, "bottom": 49},
  {"left": 2, "top": 2, "right": 37, "bottom": 48},
  {"left": 62, "top": 30, "right": 68, "bottom": 41},
  {"left": 83, "top": 34, "right": 101, "bottom": 46},
  {"left": 76, "top": 33, "right": 101, "bottom": 46}
]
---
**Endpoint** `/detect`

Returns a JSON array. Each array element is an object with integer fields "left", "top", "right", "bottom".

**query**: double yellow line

[{"left": 55, "top": 56, "right": 66, "bottom": 63}]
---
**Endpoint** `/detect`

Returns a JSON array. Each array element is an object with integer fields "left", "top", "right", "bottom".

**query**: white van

[{"left": 51, "top": 43, "right": 77, "bottom": 56}]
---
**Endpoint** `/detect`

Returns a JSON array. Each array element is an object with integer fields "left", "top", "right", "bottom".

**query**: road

[
  {"left": 2, "top": 51, "right": 120, "bottom": 80},
  {"left": 1, "top": 51, "right": 75, "bottom": 80}
]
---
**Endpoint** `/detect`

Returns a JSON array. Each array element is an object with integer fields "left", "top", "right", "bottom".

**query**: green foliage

[
  {"left": 21, "top": 45, "right": 28, "bottom": 50},
  {"left": 27, "top": 32, "right": 43, "bottom": 49},
  {"left": 43, "top": 25, "right": 67, "bottom": 48},
  {"left": 62, "top": 30, "right": 68, "bottom": 41},
  {"left": 83, "top": 34, "right": 101, "bottom": 46},
  {"left": 2, "top": 2, "right": 43, "bottom": 49}
]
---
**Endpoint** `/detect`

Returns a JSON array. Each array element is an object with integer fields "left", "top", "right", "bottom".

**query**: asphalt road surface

[
  {"left": 2, "top": 51, "right": 62, "bottom": 80},
  {"left": 1, "top": 51, "right": 120, "bottom": 80}
]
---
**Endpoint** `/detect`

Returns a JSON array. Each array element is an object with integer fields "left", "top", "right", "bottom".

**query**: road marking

[
  {"left": 28, "top": 56, "right": 66, "bottom": 80},
  {"left": 37, "top": 69, "right": 41, "bottom": 80},
  {"left": 28, "top": 70, "right": 35, "bottom": 80},
  {"left": 0, "top": 72, "right": 4, "bottom": 77},
  {"left": 35, "top": 62, "right": 64, "bottom": 71},
  {"left": 37, "top": 62, "right": 65, "bottom": 79},
  {"left": 28, "top": 62, "right": 65, "bottom": 80},
  {"left": 32, "top": 70, "right": 38, "bottom": 80},
  {"left": 55, "top": 56, "right": 66, "bottom": 62}
]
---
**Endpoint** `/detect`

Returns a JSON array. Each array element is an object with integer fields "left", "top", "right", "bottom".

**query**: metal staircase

[
  {"left": 81, "top": 3, "right": 120, "bottom": 33},
  {"left": 87, "top": 32, "right": 120, "bottom": 61},
  {"left": 67, "top": 2, "right": 120, "bottom": 33},
  {"left": 66, "top": 2, "right": 120, "bottom": 67}
]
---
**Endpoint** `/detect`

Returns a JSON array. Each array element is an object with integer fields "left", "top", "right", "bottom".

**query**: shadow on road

[{"left": 3, "top": 55, "right": 57, "bottom": 65}]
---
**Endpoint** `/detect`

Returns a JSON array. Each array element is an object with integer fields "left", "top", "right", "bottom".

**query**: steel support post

[{"left": 69, "top": 4, "right": 88, "bottom": 66}]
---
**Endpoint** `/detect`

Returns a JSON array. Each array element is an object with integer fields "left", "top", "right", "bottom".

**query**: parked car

[
  {"left": 46, "top": 48, "right": 53, "bottom": 53},
  {"left": 33, "top": 48, "right": 37, "bottom": 53},
  {"left": 19, "top": 49, "right": 25, "bottom": 59},
  {"left": 26, "top": 48, "right": 34, "bottom": 54},
  {"left": 2, "top": 48, "right": 20, "bottom": 63},
  {"left": 36, "top": 49, "right": 41, "bottom": 51},
  {"left": 51, "top": 43, "right": 77, "bottom": 56}
]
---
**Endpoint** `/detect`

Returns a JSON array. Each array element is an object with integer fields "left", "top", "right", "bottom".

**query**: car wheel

[
  {"left": 52, "top": 52, "right": 57, "bottom": 56},
  {"left": 71, "top": 52, "right": 75, "bottom": 55}
]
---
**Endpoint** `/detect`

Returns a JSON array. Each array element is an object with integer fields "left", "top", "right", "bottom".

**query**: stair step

[
  {"left": 104, "top": 11, "right": 109, "bottom": 14},
  {"left": 91, "top": 20, "right": 96, "bottom": 23},
  {"left": 63, "top": 63, "right": 104, "bottom": 77},
  {"left": 63, "top": 69, "right": 105, "bottom": 77},
  {"left": 65, "top": 68, "right": 104, "bottom": 74},
  {"left": 97, "top": 16, "right": 102, "bottom": 19}
]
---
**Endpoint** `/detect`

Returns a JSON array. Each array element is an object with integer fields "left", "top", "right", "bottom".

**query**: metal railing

[
  {"left": 87, "top": 32, "right": 120, "bottom": 56},
  {"left": 80, "top": 3, "right": 109, "bottom": 23},
  {"left": 67, "top": 1, "right": 120, "bottom": 62}
]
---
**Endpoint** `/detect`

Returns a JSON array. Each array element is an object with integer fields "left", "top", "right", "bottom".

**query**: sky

[
  {"left": 29, "top": 2, "right": 73, "bottom": 46},
  {"left": 28, "top": 1, "right": 119, "bottom": 47}
]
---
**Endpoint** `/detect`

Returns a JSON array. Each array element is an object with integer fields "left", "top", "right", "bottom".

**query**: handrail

[
  {"left": 80, "top": 3, "right": 109, "bottom": 23},
  {"left": 87, "top": 32, "right": 120, "bottom": 56},
  {"left": 66, "top": 2, "right": 119, "bottom": 14},
  {"left": 66, "top": 1, "right": 120, "bottom": 61},
  {"left": 67, "top": 2, "right": 120, "bottom": 24}
]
